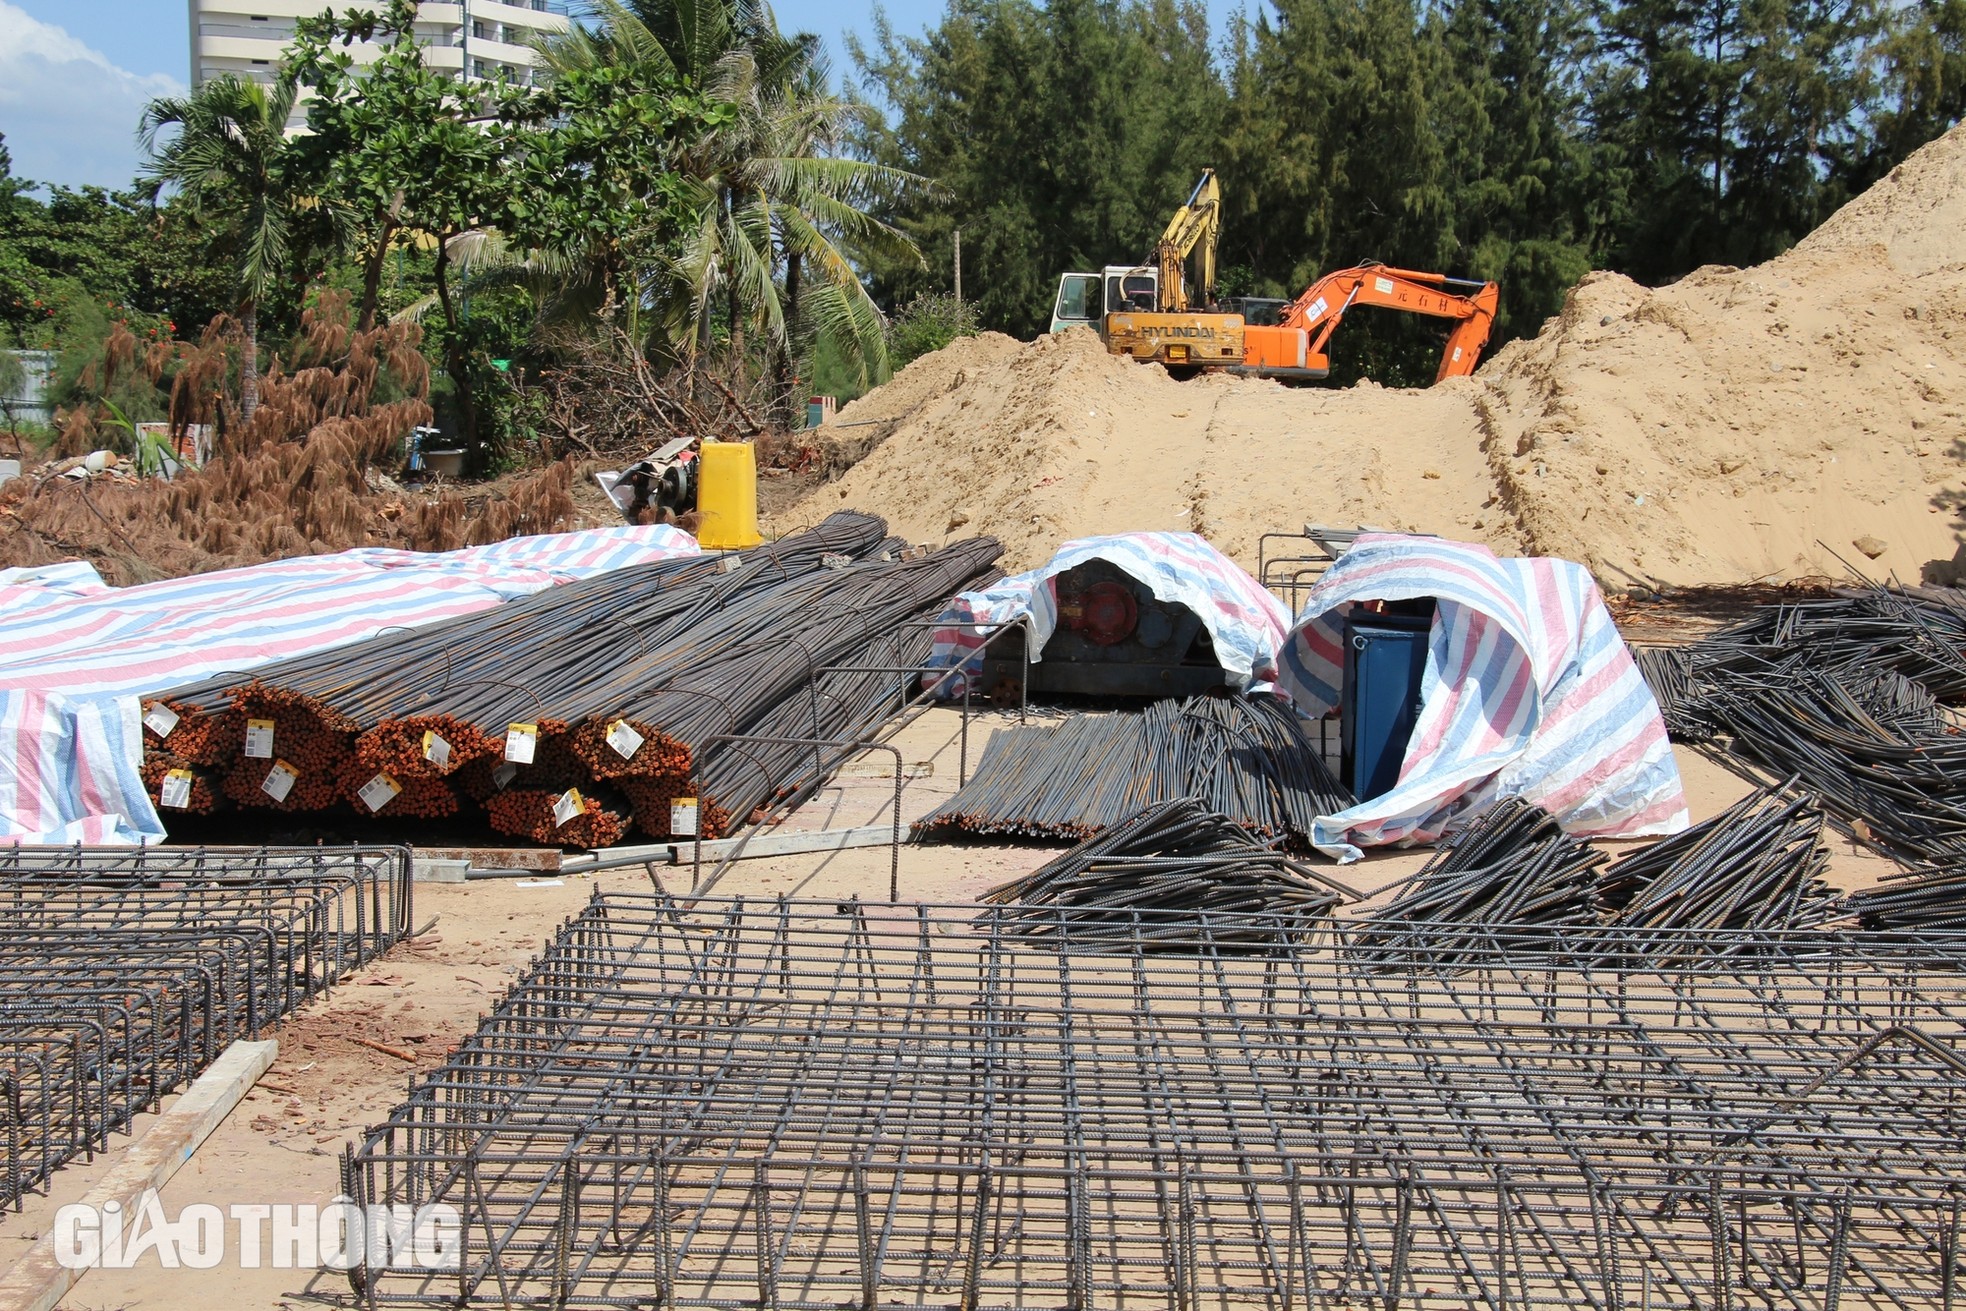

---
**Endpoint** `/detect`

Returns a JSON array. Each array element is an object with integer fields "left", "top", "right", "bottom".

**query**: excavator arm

[
  {"left": 1243, "top": 263, "right": 1500, "bottom": 383},
  {"left": 1152, "top": 170, "right": 1220, "bottom": 312}
]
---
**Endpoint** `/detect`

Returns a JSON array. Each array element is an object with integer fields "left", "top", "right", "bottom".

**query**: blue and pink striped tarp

[
  {"left": 1275, "top": 534, "right": 1687, "bottom": 860},
  {"left": 1, "top": 525, "right": 699, "bottom": 845},
  {"left": 926, "top": 532, "right": 1288, "bottom": 693}
]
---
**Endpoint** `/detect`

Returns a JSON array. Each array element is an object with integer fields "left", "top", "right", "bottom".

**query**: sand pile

[
  {"left": 807, "top": 331, "right": 1026, "bottom": 481},
  {"left": 784, "top": 122, "right": 1966, "bottom": 588},
  {"left": 785, "top": 327, "right": 1512, "bottom": 573}
]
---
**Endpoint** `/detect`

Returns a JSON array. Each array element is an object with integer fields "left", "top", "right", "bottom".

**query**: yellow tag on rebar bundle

[
  {"left": 260, "top": 759, "right": 299, "bottom": 803},
  {"left": 505, "top": 722, "right": 538, "bottom": 764},
  {"left": 358, "top": 772, "right": 401, "bottom": 813},
  {"left": 244, "top": 718, "right": 275, "bottom": 759},
  {"left": 159, "top": 769, "right": 193, "bottom": 810},
  {"left": 604, "top": 719, "right": 644, "bottom": 760},
  {"left": 423, "top": 730, "right": 451, "bottom": 768},
  {"left": 670, "top": 797, "right": 699, "bottom": 837},
  {"left": 552, "top": 788, "right": 584, "bottom": 827}
]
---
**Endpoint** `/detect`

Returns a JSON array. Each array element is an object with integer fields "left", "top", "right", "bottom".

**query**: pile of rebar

[
  {"left": 1352, "top": 798, "right": 1608, "bottom": 961},
  {"left": 979, "top": 797, "right": 1358, "bottom": 943},
  {"left": 1600, "top": 787, "right": 1840, "bottom": 932},
  {"left": 342, "top": 893, "right": 1966, "bottom": 1311},
  {"left": 1348, "top": 792, "right": 1843, "bottom": 964},
  {"left": 0, "top": 844, "right": 411, "bottom": 1209},
  {"left": 916, "top": 694, "right": 1351, "bottom": 846},
  {"left": 1844, "top": 863, "right": 1966, "bottom": 931},
  {"left": 141, "top": 513, "right": 1001, "bottom": 847},
  {"left": 1635, "top": 583, "right": 1966, "bottom": 864}
]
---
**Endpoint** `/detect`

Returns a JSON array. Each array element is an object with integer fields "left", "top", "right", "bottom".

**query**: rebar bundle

[
  {"left": 917, "top": 694, "right": 1351, "bottom": 846},
  {"left": 1635, "top": 582, "right": 1966, "bottom": 864},
  {"left": 0, "top": 845, "right": 411, "bottom": 1209},
  {"left": 343, "top": 893, "right": 1966, "bottom": 1311},
  {"left": 979, "top": 797, "right": 1359, "bottom": 944},
  {"left": 1352, "top": 798, "right": 1608, "bottom": 962},
  {"left": 1600, "top": 787, "right": 1840, "bottom": 933},
  {"left": 1700, "top": 585, "right": 1966, "bottom": 698},
  {"left": 141, "top": 514, "right": 1002, "bottom": 847},
  {"left": 1631, "top": 644, "right": 1709, "bottom": 737},
  {"left": 1845, "top": 863, "right": 1966, "bottom": 931}
]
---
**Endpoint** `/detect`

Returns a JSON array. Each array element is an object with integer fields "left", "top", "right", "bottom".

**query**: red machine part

[{"left": 1068, "top": 581, "right": 1139, "bottom": 646}]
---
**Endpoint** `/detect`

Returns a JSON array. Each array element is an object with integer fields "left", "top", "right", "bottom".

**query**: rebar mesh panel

[
  {"left": 347, "top": 897, "right": 1966, "bottom": 1311},
  {"left": 0, "top": 845, "right": 412, "bottom": 1208}
]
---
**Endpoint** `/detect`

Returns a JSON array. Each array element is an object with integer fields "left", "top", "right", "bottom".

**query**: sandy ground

[
  {"left": 0, "top": 702, "right": 1900, "bottom": 1310},
  {"left": 781, "top": 122, "right": 1966, "bottom": 591}
]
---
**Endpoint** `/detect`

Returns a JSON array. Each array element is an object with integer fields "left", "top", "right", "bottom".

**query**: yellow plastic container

[{"left": 694, "top": 440, "right": 763, "bottom": 550}]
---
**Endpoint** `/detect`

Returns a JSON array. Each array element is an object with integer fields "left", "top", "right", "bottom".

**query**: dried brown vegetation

[
  {"left": 2, "top": 295, "right": 588, "bottom": 585},
  {"left": 519, "top": 324, "right": 782, "bottom": 460}
]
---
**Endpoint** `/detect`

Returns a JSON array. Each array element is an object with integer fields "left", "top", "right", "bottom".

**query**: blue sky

[{"left": 0, "top": 0, "right": 1254, "bottom": 191}]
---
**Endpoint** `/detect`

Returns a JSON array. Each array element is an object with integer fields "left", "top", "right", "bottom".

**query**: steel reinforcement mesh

[
  {"left": 0, "top": 845, "right": 413, "bottom": 1208},
  {"left": 345, "top": 896, "right": 1966, "bottom": 1310}
]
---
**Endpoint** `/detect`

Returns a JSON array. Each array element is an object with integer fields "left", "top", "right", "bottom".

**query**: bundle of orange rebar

[{"left": 140, "top": 513, "right": 1001, "bottom": 850}]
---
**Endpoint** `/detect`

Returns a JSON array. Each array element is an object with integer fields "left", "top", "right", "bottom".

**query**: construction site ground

[
  {"left": 6, "top": 107, "right": 1965, "bottom": 1311},
  {"left": 0, "top": 704, "right": 1901, "bottom": 1311},
  {"left": 773, "top": 121, "right": 1966, "bottom": 594}
]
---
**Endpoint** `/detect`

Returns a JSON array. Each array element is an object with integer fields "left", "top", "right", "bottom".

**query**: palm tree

[
  {"left": 539, "top": 0, "right": 927, "bottom": 389},
  {"left": 138, "top": 75, "right": 307, "bottom": 420}
]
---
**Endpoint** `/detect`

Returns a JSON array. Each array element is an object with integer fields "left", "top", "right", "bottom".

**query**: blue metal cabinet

[{"left": 1342, "top": 611, "right": 1433, "bottom": 802}]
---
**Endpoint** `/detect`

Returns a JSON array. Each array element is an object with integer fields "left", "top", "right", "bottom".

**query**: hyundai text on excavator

[
  {"left": 1048, "top": 169, "right": 1246, "bottom": 374},
  {"left": 1049, "top": 169, "right": 1501, "bottom": 384}
]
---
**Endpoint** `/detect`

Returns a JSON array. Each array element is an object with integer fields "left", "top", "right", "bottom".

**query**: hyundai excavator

[
  {"left": 1050, "top": 170, "right": 1500, "bottom": 383},
  {"left": 1048, "top": 169, "right": 1246, "bottom": 373},
  {"left": 1236, "top": 264, "right": 1499, "bottom": 383}
]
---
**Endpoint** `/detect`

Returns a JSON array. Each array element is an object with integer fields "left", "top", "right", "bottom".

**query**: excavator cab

[
  {"left": 1050, "top": 268, "right": 1160, "bottom": 333},
  {"left": 1220, "top": 296, "right": 1289, "bottom": 326},
  {"left": 1051, "top": 273, "right": 1103, "bottom": 333},
  {"left": 1047, "top": 170, "right": 1244, "bottom": 371}
]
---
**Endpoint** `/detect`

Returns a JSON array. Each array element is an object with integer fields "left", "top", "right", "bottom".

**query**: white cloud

[{"left": 0, "top": 1, "right": 184, "bottom": 191}]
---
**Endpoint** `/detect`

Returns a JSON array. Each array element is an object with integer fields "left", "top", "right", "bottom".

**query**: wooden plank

[
  {"left": 665, "top": 825, "right": 903, "bottom": 865},
  {"left": 0, "top": 1038, "right": 277, "bottom": 1311},
  {"left": 411, "top": 857, "right": 470, "bottom": 883},
  {"left": 832, "top": 760, "right": 934, "bottom": 780},
  {"left": 412, "top": 845, "right": 561, "bottom": 871}
]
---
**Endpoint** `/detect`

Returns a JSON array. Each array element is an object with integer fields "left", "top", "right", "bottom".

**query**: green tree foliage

[
  {"left": 887, "top": 291, "right": 981, "bottom": 367},
  {"left": 138, "top": 75, "right": 326, "bottom": 417},
  {"left": 283, "top": 0, "right": 727, "bottom": 453},
  {"left": 538, "top": 0, "right": 925, "bottom": 395},
  {"left": 853, "top": 0, "right": 1227, "bottom": 339},
  {"left": 1860, "top": 0, "right": 1966, "bottom": 183},
  {"left": 859, "top": 0, "right": 1959, "bottom": 377},
  {"left": 0, "top": 140, "right": 230, "bottom": 350},
  {"left": 284, "top": 5, "right": 514, "bottom": 448},
  {"left": 1433, "top": 0, "right": 1598, "bottom": 336},
  {"left": 1587, "top": 0, "right": 1883, "bottom": 278}
]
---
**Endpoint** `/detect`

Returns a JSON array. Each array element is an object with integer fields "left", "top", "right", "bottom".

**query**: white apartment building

[{"left": 189, "top": 1, "right": 570, "bottom": 96}]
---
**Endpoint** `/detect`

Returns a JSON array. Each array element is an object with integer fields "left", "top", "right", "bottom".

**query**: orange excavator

[{"left": 1234, "top": 264, "right": 1500, "bottom": 383}]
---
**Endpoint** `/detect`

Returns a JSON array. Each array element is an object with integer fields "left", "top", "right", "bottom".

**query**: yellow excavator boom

[{"left": 1153, "top": 169, "right": 1220, "bottom": 311}]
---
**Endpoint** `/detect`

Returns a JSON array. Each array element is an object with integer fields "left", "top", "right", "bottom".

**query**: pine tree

[
  {"left": 852, "top": 0, "right": 1223, "bottom": 338},
  {"left": 1858, "top": 0, "right": 1966, "bottom": 186},
  {"left": 1588, "top": 0, "right": 1882, "bottom": 279},
  {"left": 1434, "top": 0, "right": 1597, "bottom": 337}
]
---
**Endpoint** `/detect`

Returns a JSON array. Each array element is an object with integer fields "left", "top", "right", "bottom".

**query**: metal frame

[
  {"left": 343, "top": 894, "right": 1966, "bottom": 1311},
  {"left": 0, "top": 845, "right": 413, "bottom": 1209}
]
